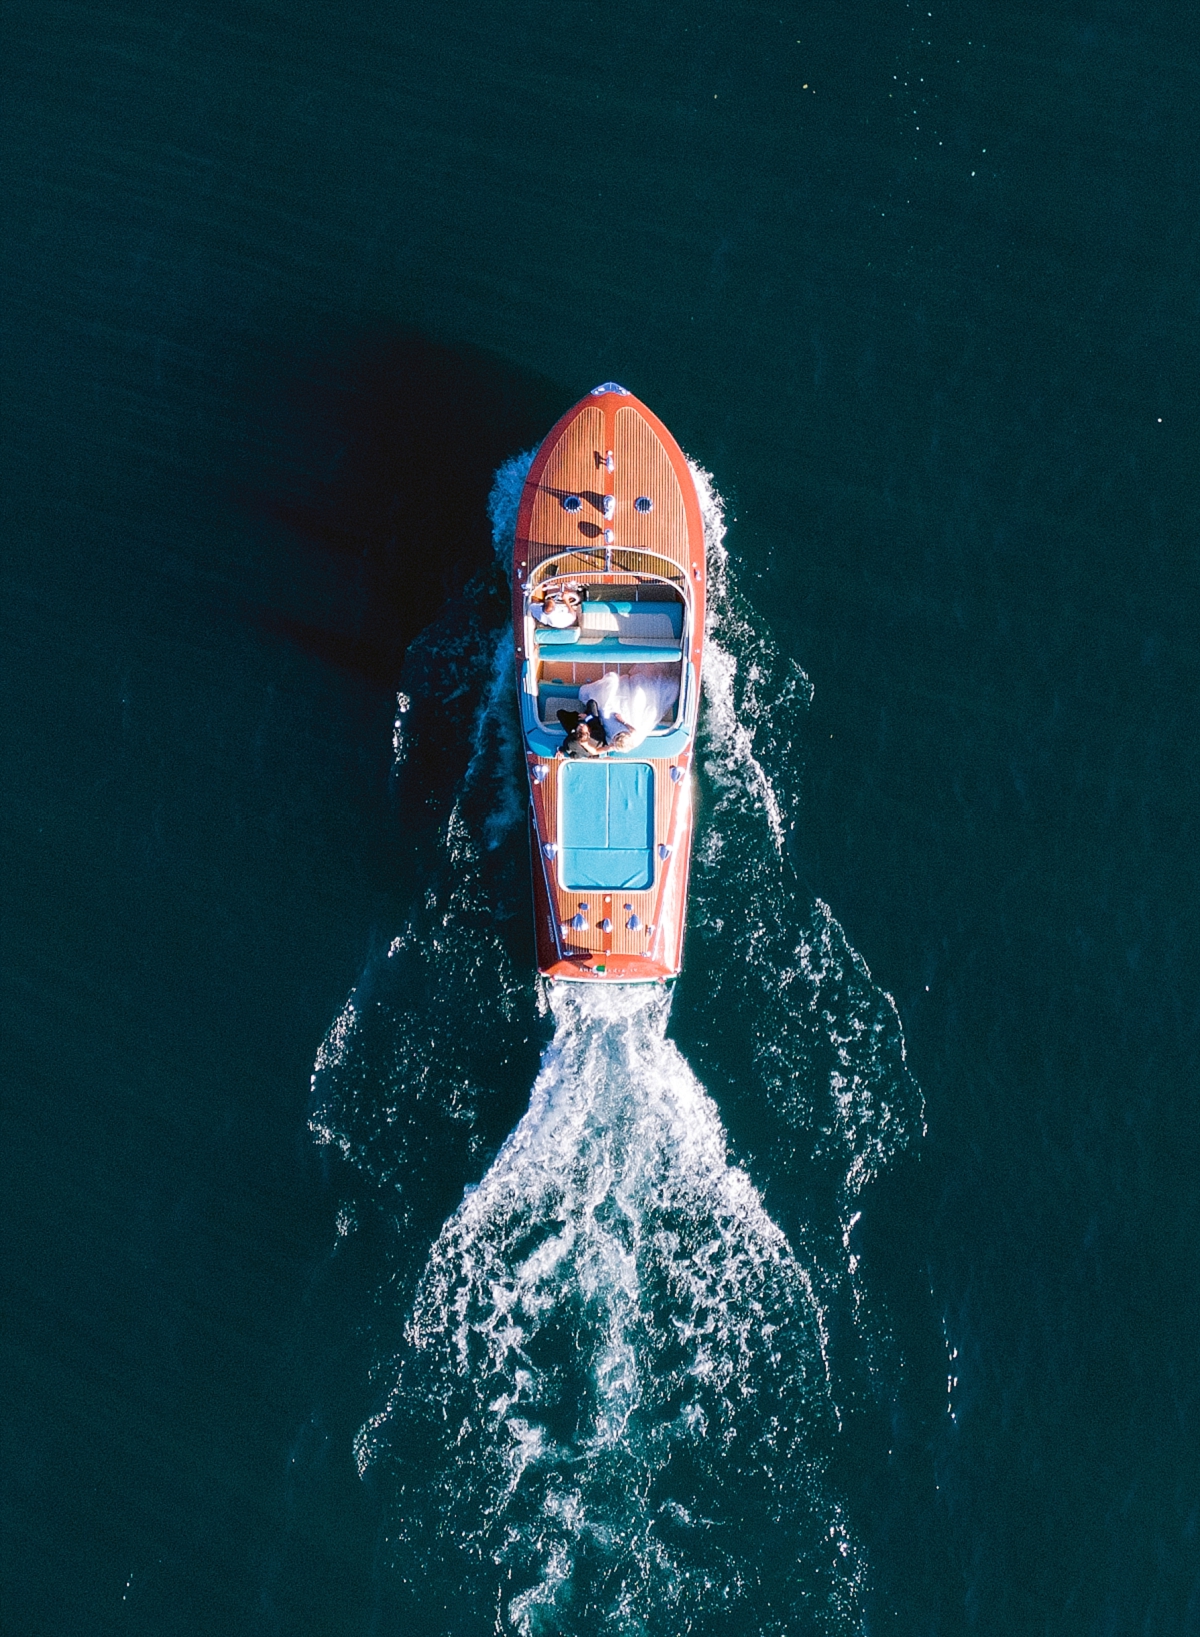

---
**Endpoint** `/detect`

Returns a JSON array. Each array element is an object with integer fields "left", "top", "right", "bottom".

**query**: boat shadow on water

[{"left": 241, "top": 325, "right": 561, "bottom": 690}]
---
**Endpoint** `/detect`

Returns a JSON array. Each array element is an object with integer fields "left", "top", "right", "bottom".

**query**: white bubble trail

[{"left": 359, "top": 984, "right": 864, "bottom": 1635}]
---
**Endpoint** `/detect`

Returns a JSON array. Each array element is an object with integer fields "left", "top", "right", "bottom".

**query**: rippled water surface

[{"left": 5, "top": 1, "right": 1198, "bottom": 1633}]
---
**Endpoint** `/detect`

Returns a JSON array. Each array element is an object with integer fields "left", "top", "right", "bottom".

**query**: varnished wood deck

[
  {"left": 517, "top": 396, "right": 698, "bottom": 586},
  {"left": 528, "top": 752, "right": 688, "bottom": 961}
]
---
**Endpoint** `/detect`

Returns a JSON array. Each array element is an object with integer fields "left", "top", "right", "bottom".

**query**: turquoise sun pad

[{"left": 559, "top": 761, "right": 655, "bottom": 891}]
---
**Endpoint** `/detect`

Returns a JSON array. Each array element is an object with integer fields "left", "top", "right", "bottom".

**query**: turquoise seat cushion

[
  {"left": 536, "top": 679, "right": 680, "bottom": 728},
  {"left": 559, "top": 761, "right": 655, "bottom": 891},
  {"left": 533, "top": 600, "right": 684, "bottom": 652},
  {"left": 537, "top": 684, "right": 582, "bottom": 726},
  {"left": 580, "top": 600, "right": 684, "bottom": 639},
  {"left": 541, "top": 637, "right": 681, "bottom": 662}
]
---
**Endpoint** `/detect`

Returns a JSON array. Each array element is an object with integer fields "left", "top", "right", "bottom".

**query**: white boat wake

[{"left": 356, "top": 983, "right": 862, "bottom": 1634}]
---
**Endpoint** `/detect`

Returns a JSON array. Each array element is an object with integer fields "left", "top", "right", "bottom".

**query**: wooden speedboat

[{"left": 513, "top": 384, "right": 705, "bottom": 982}]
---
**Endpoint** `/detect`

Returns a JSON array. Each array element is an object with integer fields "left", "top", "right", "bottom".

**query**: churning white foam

[
  {"left": 463, "top": 626, "right": 524, "bottom": 850},
  {"left": 690, "top": 459, "right": 813, "bottom": 852},
  {"left": 390, "top": 690, "right": 411, "bottom": 782},
  {"left": 489, "top": 447, "right": 537, "bottom": 575},
  {"left": 357, "top": 984, "right": 863, "bottom": 1634}
]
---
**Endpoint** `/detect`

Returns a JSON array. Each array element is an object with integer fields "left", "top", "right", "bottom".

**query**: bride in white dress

[{"left": 583, "top": 667, "right": 680, "bottom": 752}]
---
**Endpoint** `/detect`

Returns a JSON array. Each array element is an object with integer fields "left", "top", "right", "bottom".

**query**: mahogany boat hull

[{"left": 513, "top": 384, "right": 705, "bottom": 983}]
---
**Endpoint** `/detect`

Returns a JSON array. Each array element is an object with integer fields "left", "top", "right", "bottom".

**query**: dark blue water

[{"left": 4, "top": 2, "right": 1198, "bottom": 1632}]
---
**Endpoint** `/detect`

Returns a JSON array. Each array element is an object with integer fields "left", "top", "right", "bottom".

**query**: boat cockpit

[{"left": 518, "top": 551, "right": 697, "bottom": 760}]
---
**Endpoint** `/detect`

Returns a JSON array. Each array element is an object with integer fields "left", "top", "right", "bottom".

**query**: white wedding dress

[{"left": 583, "top": 668, "right": 680, "bottom": 751}]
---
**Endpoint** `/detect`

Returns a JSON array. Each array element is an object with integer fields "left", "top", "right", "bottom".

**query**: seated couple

[
  {"left": 556, "top": 668, "right": 680, "bottom": 758},
  {"left": 533, "top": 584, "right": 582, "bottom": 629}
]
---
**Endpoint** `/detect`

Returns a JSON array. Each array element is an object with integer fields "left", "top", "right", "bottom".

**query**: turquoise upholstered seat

[
  {"left": 533, "top": 600, "right": 684, "bottom": 658},
  {"left": 536, "top": 681, "right": 679, "bottom": 729},
  {"left": 537, "top": 638, "right": 682, "bottom": 662},
  {"left": 558, "top": 761, "right": 655, "bottom": 891},
  {"left": 579, "top": 600, "right": 683, "bottom": 637}
]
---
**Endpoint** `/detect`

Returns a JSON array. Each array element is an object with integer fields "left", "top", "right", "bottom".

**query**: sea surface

[{"left": 3, "top": 2, "right": 1198, "bottom": 1633}]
